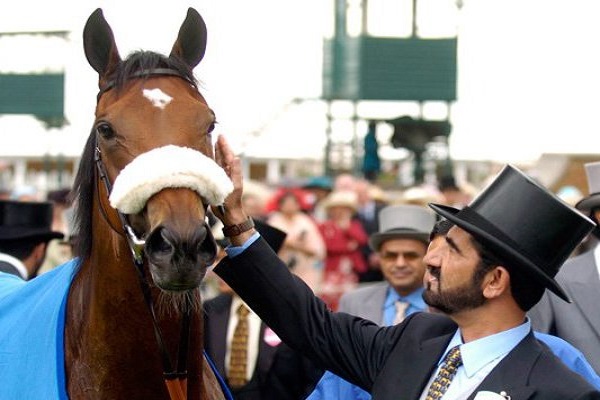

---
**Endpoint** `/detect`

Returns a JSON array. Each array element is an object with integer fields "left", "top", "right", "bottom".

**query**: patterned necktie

[
  {"left": 393, "top": 300, "right": 409, "bottom": 325},
  {"left": 425, "top": 345, "right": 463, "bottom": 400},
  {"left": 228, "top": 304, "right": 250, "bottom": 389}
]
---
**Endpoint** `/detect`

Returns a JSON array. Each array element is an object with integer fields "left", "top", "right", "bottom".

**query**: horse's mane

[{"left": 72, "top": 51, "right": 198, "bottom": 261}]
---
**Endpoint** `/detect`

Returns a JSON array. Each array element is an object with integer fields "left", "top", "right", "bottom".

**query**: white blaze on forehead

[
  {"left": 109, "top": 145, "right": 234, "bottom": 214},
  {"left": 142, "top": 88, "right": 173, "bottom": 109}
]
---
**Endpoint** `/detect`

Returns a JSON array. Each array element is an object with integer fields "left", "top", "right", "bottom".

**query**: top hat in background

[
  {"left": 369, "top": 204, "right": 437, "bottom": 250},
  {"left": 575, "top": 161, "right": 600, "bottom": 215},
  {"left": 429, "top": 165, "right": 595, "bottom": 302},
  {"left": 254, "top": 219, "right": 287, "bottom": 253},
  {"left": 0, "top": 200, "right": 64, "bottom": 241}
]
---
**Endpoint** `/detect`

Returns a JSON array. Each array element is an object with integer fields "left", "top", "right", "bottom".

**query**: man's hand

[{"left": 212, "top": 135, "right": 255, "bottom": 245}]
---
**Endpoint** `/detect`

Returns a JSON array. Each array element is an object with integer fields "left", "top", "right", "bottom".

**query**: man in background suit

[
  {"left": 204, "top": 219, "right": 322, "bottom": 399},
  {"left": 529, "top": 161, "right": 600, "bottom": 374},
  {"left": 0, "top": 200, "right": 64, "bottom": 280},
  {"left": 338, "top": 204, "right": 436, "bottom": 323}
]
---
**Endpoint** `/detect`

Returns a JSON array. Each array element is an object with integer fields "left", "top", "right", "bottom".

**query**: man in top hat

[
  {"left": 0, "top": 200, "right": 64, "bottom": 280},
  {"left": 210, "top": 135, "right": 599, "bottom": 399},
  {"left": 529, "top": 161, "right": 600, "bottom": 374},
  {"left": 204, "top": 219, "right": 322, "bottom": 400}
]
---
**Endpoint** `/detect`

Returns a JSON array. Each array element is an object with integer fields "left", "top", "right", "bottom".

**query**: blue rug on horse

[
  {"left": 0, "top": 259, "right": 76, "bottom": 400},
  {"left": 0, "top": 260, "right": 234, "bottom": 400}
]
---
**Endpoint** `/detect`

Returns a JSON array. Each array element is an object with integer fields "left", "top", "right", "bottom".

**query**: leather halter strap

[
  {"left": 96, "top": 68, "right": 195, "bottom": 102},
  {"left": 94, "top": 139, "right": 192, "bottom": 400}
]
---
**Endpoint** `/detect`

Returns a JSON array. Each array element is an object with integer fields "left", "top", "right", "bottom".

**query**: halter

[
  {"left": 94, "top": 68, "right": 200, "bottom": 400},
  {"left": 96, "top": 68, "right": 196, "bottom": 103}
]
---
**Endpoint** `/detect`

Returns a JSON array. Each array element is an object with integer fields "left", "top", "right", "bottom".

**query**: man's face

[
  {"left": 379, "top": 238, "right": 428, "bottom": 296},
  {"left": 422, "top": 226, "right": 487, "bottom": 315}
]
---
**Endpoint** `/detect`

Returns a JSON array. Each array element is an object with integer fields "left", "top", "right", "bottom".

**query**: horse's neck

[{"left": 65, "top": 203, "right": 209, "bottom": 399}]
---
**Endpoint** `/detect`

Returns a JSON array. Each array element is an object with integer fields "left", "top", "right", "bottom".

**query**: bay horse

[{"left": 66, "top": 8, "right": 230, "bottom": 400}]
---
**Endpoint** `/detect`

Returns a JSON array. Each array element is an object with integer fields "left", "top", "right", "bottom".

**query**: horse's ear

[
  {"left": 169, "top": 8, "right": 207, "bottom": 69},
  {"left": 83, "top": 8, "right": 122, "bottom": 79}
]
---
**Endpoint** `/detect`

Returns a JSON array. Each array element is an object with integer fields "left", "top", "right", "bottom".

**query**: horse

[{"left": 64, "top": 8, "right": 230, "bottom": 400}]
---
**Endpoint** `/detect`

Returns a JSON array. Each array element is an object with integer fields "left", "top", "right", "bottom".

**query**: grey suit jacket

[
  {"left": 338, "top": 282, "right": 389, "bottom": 325},
  {"left": 529, "top": 249, "right": 600, "bottom": 374}
]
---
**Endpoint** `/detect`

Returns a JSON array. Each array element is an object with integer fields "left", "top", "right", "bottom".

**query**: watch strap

[{"left": 222, "top": 217, "right": 255, "bottom": 237}]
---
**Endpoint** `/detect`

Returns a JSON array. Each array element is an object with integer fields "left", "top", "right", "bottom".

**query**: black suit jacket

[
  {"left": 215, "top": 238, "right": 600, "bottom": 400},
  {"left": 203, "top": 293, "right": 321, "bottom": 400}
]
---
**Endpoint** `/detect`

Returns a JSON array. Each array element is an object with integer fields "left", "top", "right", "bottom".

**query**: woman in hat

[{"left": 318, "top": 190, "right": 368, "bottom": 310}]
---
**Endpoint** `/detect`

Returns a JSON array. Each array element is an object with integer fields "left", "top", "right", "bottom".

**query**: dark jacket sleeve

[{"left": 214, "top": 237, "right": 408, "bottom": 391}]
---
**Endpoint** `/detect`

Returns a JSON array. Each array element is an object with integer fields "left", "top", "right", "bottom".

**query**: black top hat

[
  {"left": 0, "top": 200, "right": 64, "bottom": 241},
  {"left": 254, "top": 219, "right": 287, "bottom": 253},
  {"left": 428, "top": 165, "right": 595, "bottom": 302}
]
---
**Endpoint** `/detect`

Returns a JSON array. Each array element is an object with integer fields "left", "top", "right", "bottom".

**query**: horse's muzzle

[{"left": 144, "top": 222, "right": 217, "bottom": 291}]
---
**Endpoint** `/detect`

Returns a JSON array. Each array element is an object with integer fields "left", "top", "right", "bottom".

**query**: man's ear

[{"left": 482, "top": 266, "right": 511, "bottom": 299}]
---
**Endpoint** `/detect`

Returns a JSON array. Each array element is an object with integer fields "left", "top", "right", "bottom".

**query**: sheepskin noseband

[{"left": 109, "top": 145, "right": 234, "bottom": 214}]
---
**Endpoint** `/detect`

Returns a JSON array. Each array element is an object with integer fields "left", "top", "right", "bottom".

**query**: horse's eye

[
  {"left": 96, "top": 122, "right": 115, "bottom": 139},
  {"left": 207, "top": 122, "right": 215, "bottom": 134}
]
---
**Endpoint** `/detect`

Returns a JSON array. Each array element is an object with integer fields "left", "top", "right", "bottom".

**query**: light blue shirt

[
  {"left": 225, "top": 231, "right": 260, "bottom": 258},
  {"left": 424, "top": 320, "right": 530, "bottom": 400},
  {"left": 382, "top": 286, "right": 426, "bottom": 326}
]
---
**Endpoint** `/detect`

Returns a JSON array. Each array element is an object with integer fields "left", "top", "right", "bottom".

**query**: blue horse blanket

[
  {"left": 0, "top": 259, "right": 233, "bottom": 400},
  {"left": 0, "top": 259, "right": 76, "bottom": 399}
]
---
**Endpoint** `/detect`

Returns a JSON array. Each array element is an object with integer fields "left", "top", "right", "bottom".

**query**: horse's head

[{"left": 74, "top": 9, "right": 231, "bottom": 292}]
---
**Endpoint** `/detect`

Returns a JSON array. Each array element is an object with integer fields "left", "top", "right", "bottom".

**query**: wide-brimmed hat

[
  {"left": 0, "top": 200, "right": 64, "bottom": 241},
  {"left": 369, "top": 204, "right": 436, "bottom": 250},
  {"left": 575, "top": 161, "right": 600, "bottom": 214},
  {"left": 429, "top": 165, "right": 595, "bottom": 302},
  {"left": 322, "top": 190, "right": 359, "bottom": 212},
  {"left": 302, "top": 176, "right": 333, "bottom": 192}
]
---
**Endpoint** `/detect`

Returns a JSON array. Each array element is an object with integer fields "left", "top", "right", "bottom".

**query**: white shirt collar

[{"left": 0, "top": 252, "right": 28, "bottom": 279}]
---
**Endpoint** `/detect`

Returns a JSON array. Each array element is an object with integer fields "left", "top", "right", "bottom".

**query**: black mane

[{"left": 72, "top": 50, "right": 198, "bottom": 260}]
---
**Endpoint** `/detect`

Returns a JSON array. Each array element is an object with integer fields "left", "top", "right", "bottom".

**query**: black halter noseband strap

[{"left": 94, "top": 139, "right": 192, "bottom": 400}]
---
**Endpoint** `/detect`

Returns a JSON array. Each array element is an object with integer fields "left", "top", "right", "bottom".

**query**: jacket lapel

[
  {"left": 207, "top": 295, "right": 232, "bottom": 376},
  {"left": 466, "top": 333, "right": 539, "bottom": 400},
  {"left": 362, "top": 283, "right": 388, "bottom": 325},
  {"left": 380, "top": 334, "right": 453, "bottom": 400},
  {"left": 255, "top": 323, "right": 278, "bottom": 382}
]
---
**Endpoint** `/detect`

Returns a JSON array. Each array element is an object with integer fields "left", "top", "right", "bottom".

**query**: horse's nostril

[{"left": 146, "top": 227, "right": 174, "bottom": 256}]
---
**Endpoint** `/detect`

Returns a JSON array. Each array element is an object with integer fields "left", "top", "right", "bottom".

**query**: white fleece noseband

[{"left": 109, "top": 145, "right": 234, "bottom": 214}]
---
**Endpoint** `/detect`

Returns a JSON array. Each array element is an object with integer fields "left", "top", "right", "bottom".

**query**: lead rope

[{"left": 94, "top": 144, "right": 190, "bottom": 400}]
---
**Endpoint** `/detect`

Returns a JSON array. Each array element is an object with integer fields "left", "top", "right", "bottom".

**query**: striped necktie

[
  {"left": 425, "top": 345, "right": 463, "bottom": 400},
  {"left": 228, "top": 304, "right": 250, "bottom": 389},
  {"left": 393, "top": 300, "right": 409, "bottom": 325}
]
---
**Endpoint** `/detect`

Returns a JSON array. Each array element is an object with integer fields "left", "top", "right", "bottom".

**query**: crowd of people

[{"left": 3, "top": 156, "right": 600, "bottom": 399}]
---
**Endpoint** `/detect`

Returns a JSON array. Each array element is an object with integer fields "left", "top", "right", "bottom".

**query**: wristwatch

[{"left": 222, "top": 217, "right": 255, "bottom": 237}]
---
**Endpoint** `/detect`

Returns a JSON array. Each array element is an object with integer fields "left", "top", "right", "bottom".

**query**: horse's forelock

[{"left": 113, "top": 51, "right": 198, "bottom": 92}]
